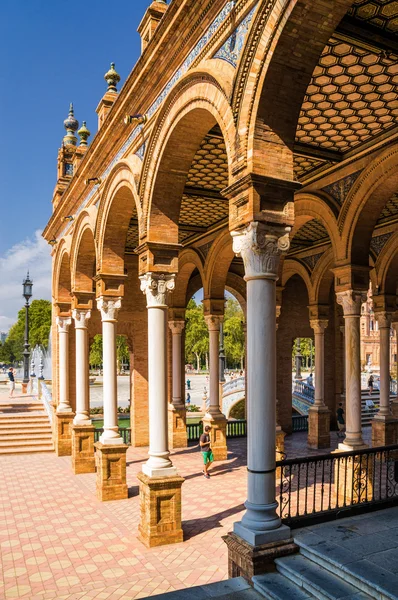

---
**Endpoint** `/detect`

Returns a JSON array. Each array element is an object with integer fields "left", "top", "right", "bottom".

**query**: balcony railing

[
  {"left": 293, "top": 380, "right": 315, "bottom": 403},
  {"left": 276, "top": 444, "right": 398, "bottom": 528},
  {"left": 292, "top": 414, "right": 309, "bottom": 432},
  {"left": 187, "top": 419, "right": 247, "bottom": 442},
  {"left": 94, "top": 428, "right": 131, "bottom": 445}
]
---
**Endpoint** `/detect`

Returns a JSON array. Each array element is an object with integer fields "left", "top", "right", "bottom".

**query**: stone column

[
  {"left": 372, "top": 312, "right": 398, "bottom": 446},
  {"left": 203, "top": 315, "right": 227, "bottom": 461},
  {"left": 336, "top": 291, "right": 367, "bottom": 451},
  {"left": 55, "top": 316, "right": 74, "bottom": 456},
  {"left": 71, "top": 309, "right": 95, "bottom": 474},
  {"left": 168, "top": 320, "right": 187, "bottom": 449},
  {"left": 230, "top": 222, "right": 291, "bottom": 546},
  {"left": 392, "top": 322, "right": 398, "bottom": 417},
  {"left": 137, "top": 273, "right": 184, "bottom": 547},
  {"left": 308, "top": 319, "right": 330, "bottom": 449},
  {"left": 94, "top": 297, "right": 128, "bottom": 501},
  {"left": 340, "top": 325, "right": 346, "bottom": 395}
]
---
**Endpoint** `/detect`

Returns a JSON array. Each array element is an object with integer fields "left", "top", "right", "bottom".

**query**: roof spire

[
  {"left": 63, "top": 103, "right": 79, "bottom": 146},
  {"left": 78, "top": 121, "right": 91, "bottom": 146},
  {"left": 104, "top": 62, "right": 121, "bottom": 93}
]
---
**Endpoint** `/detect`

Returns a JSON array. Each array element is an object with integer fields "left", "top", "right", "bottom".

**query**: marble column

[
  {"left": 336, "top": 291, "right": 367, "bottom": 450},
  {"left": 55, "top": 316, "right": 74, "bottom": 456},
  {"left": 340, "top": 324, "right": 346, "bottom": 395},
  {"left": 372, "top": 312, "right": 398, "bottom": 446},
  {"left": 137, "top": 273, "right": 184, "bottom": 548},
  {"left": 231, "top": 222, "right": 291, "bottom": 546},
  {"left": 97, "top": 297, "right": 123, "bottom": 445},
  {"left": 71, "top": 309, "right": 95, "bottom": 474},
  {"left": 168, "top": 320, "right": 187, "bottom": 449},
  {"left": 203, "top": 315, "right": 227, "bottom": 460},
  {"left": 308, "top": 319, "right": 330, "bottom": 449}
]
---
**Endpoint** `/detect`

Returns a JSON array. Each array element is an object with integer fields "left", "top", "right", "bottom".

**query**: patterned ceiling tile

[
  {"left": 293, "top": 155, "right": 331, "bottom": 179},
  {"left": 370, "top": 231, "right": 393, "bottom": 255},
  {"left": 377, "top": 191, "right": 398, "bottom": 224},
  {"left": 296, "top": 37, "right": 398, "bottom": 152},
  {"left": 179, "top": 194, "right": 228, "bottom": 228},
  {"left": 289, "top": 219, "right": 329, "bottom": 252},
  {"left": 322, "top": 170, "right": 362, "bottom": 205},
  {"left": 125, "top": 217, "right": 139, "bottom": 253},
  {"left": 186, "top": 133, "right": 228, "bottom": 190},
  {"left": 348, "top": 0, "right": 398, "bottom": 33},
  {"left": 301, "top": 252, "right": 325, "bottom": 271}
]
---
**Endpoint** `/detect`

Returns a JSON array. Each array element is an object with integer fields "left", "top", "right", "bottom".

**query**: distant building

[
  {"left": 0, "top": 332, "right": 7, "bottom": 344},
  {"left": 361, "top": 293, "right": 397, "bottom": 375}
]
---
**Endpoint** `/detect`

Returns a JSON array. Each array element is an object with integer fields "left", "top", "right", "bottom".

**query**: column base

[
  {"left": 94, "top": 442, "right": 128, "bottom": 501},
  {"left": 332, "top": 448, "right": 373, "bottom": 506},
  {"left": 21, "top": 382, "right": 28, "bottom": 394},
  {"left": 307, "top": 406, "right": 331, "bottom": 449},
  {"left": 72, "top": 425, "right": 96, "bottom": 474},
  {"left": 137, "top": 471, "right": 184, "bottom": 548},
  {"left": 372, "top": 416, "right": 398, "bottom": 447},
  {"left": 168, "top": 404, "right": 187, "bottom": 449},
  {"left": 223, "top": 531, "right": 298, "bottom": 582},
  {"left": 55, "top": 412, "right": 75, "bottom": 456},
  {"left": 202, "top": 414, "right": 227, "bottom": 461}
]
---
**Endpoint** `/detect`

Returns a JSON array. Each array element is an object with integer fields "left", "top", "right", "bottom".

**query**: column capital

[
  {"left": 336, "top": 290, "right": 366, "bottom": 316},
  {"left": 232, "top": 222, "right": 290, "bottom": 280},
  {"left": 205, "top": 314, "right": 223, "bottom": 331},
  {"left": 72, "top": 309, "right": 91, "bottom": 329},
  {"left": 375, "top": 311, "right": 393, "bottom": 329},
  {"left": 96, "top": 296, "right": 122, "bottom": 322},
  {"left": 310, "top": 319, "right": 328, "bottom": 334},
  {"left": 140, "top": 272, "right": 175, "bottom": 308},
  {"left": 168, "top": 320, "right": 185, "bottom": 335},
  {"left": 56, "top": 316, "right": 72, "bottom": 333}
]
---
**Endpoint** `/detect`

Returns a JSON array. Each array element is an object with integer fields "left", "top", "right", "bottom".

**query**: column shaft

[
  {"left": 205, "top": 317, "right": 222, "bottom": 415},
  {"left": 376, "top": 314, "right": 392, "bottom": 417},
  {"left": 314, "top": 330, "right": 325, "bottom": 406},
  {"left": 73, "top": 310, "right": 91, "bottom": 425},
  {"left": 56, "top": 317, "right": 72, "bottom": 413}
]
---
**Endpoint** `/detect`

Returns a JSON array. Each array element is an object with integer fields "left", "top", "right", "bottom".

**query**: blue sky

[{"left": 0, "top": 0, "right": 151, "bottom": 329}]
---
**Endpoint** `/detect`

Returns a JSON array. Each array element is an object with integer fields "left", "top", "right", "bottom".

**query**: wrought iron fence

[
  {"left": 292, "top": 414, "right": 309, "bottom": 432},
  {"left": 187, "top": 419, "right": 247, "bottom": 442},
  {"left": 94, "top": 428, "right": 131, "bottom": 445},
  {"left": 276, "top": 444, "right": 398, "bottom": 528}
]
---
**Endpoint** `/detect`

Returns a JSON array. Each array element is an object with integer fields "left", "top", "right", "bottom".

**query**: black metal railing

[
  {"left": 186, "top": 419, "right": 247, "bottom": 442},
  {"left": 276, "top": 444, "right": 398, "bottom": 528},
  {"left": 94, "top": 428, "right": 131, "bottom": 445},
  {"left": 292, "top": 414, "right": 309, "bottom": 432}
]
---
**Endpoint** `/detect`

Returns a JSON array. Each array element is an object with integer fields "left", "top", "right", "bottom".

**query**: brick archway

[
  {"left": 173, "top": 249, "right": 205, "bottom": 309},
  {"left": 204, "top": 230, "right": 235, "bottom": 301},
  {"left": 281, "top": 259, "right": 315, "bottom": 304},
  {"left": 70, "top": 215, "right": 97, "bottom": 294},
  {"left": 375, "top": 230, "right": 398, "bottom": 295},
  {"left": 53, "top": 243, "right": 72, "bottom": 305}
]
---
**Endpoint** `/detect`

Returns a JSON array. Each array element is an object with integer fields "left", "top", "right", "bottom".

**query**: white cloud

[{"left": 0, "top": 231, "right": 52, "bottom": 331}]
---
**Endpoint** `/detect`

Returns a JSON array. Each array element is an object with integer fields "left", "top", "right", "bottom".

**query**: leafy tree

[
  {"left": 292, "top": 338, "right": 314, "bottom": 370},
  {"left": 0, "top": 339, "right": 20, "bottom": 364},
  {"left": 223, "top": 298, "right": 245, "bottom": 369},
  {"left": 185, "top": 299, "right": 209, "bottom": 370},
  {"left": 89, "top": 334, "right": 103, "bottom": 368},
  {"left": 6, "top": 299, "right": 52, "bottom": 360},
  {"left": 116, "top": 336, "right": 130, "bottom": 372}
]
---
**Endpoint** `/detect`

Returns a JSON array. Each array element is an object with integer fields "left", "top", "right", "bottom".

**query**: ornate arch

[
  {"left": 374, "top": 230, "right": 398, "bottom": 295},
  {"left": 140, "top": 72, "right": 236, "bottom": 243},
  {"left": 173, "top": 249, "right": 205, "bottom": 308},
  {"left": 293, "top": 193, "right": 341, "bottom": 259},
  {"left": 53, "top": 240, "right": 72, "bottom": 305},
  {"left": 204, "top": 229, "right": 235, "bottom": 300},
  {"left": 281, "top": 258, "right": 315, "bottom": 304},
  {"left": 70, "top": 212, "right": 97, "bottom": 292},
  {"left": 312, "top": 249, "right": 335, "bottom": 306}
]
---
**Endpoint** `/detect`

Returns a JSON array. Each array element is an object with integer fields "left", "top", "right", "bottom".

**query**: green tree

[
  {"left": 223, "top": 298, "right": 245, "bottom": 369},
  {"left": 89, "top": 335, "right": 130, "bottom": 371},
  {"left": 185, "top": 299, "right": 209, "bottom": 370},
  {"left": 0, "top": 339, "right": 20, "bottom": 364},
  {"left": 89, "top": 334, "right": 103, "bottom": 368},
  {"left": 116, "top": 336, "right": 130, "bottom": 372},
  {"left": 6, "top": 299, "right": 52, "bottom": 360}
]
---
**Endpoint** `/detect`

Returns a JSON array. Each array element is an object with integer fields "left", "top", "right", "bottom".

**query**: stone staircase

[
  {"left": 253, "top": 529, "right": 396, "bottom": 600},
  {"left": 0, "top": 398, "right": 53, "bottom": 454}
]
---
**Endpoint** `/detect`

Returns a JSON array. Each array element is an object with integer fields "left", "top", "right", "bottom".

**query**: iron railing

[
  {"left": 276, "top": 444, "right": 398, "bottom": 528},
  {"left": 187, "top": 419, "right": 247, "bottom": 441},
  {"left": 292, "top": 414, "right": 308, "bottom": 432},
  {"left": 94, "top": 428, "right": 131, "bottom": 445}
]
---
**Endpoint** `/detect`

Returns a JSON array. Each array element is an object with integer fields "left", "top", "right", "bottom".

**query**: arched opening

[{"left": 74, "top": 227, "right": 96, "bottom": 293}]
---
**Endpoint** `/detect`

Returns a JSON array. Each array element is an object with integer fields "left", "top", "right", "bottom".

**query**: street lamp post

[
  {"left": 22, "top": 272, "right": 33, "bottom": 394},
  {"left": 219, "top": 321, "right": 226, "bottom": 383},
  {"left": 295, "top": 337, "right": 302, "bottom": 380}
]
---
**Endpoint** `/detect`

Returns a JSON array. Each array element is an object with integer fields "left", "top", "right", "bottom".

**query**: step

[
  {"left": 151, "top": 577, "right": 262, "bottom": 600},
  {"left": 0, "top": 434, "right": 52, "bottom": 443},
  {"left": 274, "top": 554, "right": 373, "bottom": 600},
  {"left": 0, "top": 427, "right": 51, "bottom": 435},
  {"left": 0, "top": 445, "right": 54, "bottom": 455},
  {"left": 253, "top": 572, "right": 314, "bottom": 599},
  {"left": 0, "top": 416, "right": 49, "bottom": 424},
  {"left": 0, "top": 438, "right": 54, "bottom": 448},
  {"left": 295, "top": 531, "right": 398, "bottom": 600}
]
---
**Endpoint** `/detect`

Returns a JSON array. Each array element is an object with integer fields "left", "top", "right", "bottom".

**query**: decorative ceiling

[
  {"left": 377, "top": 191, "right": 398, "bottom": 224},
  {"left": 289, "top": 219, "right": 330, "bottom": 252},
  {"left": 348, "top": 0, "right": 398, "bottom": 33},
  {"left": 185, "top": 131, "right": 228, "bottom": 190}
]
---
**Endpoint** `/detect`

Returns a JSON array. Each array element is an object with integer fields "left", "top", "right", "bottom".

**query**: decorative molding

[
  {"left": 322, "top": 170, "right": 362, "bottom": 206},
  {"left": 72, "top": 309, "right": 91, "bottom": 329},
  {"left": 169, "top": 320, "right": 185, "bottom": 335},
  {"left": 197, "top": 240, "right": 213, "bottom": 258},
  {"left": 140, "top": 273, "right": 175, "bottom": 308},
  {"left": 96, "top": 297, "right": 122, "bottom": 322},
  {"left": 56, "top": 316, "right": 72, "bottom": 333},
  {"left": 375, "top": 311, "right": 392, "bottom": 329},
  {"left": 205, "top": 314, "right": 223, "bottom": 331},
  {"left": 336, "top": 290, "right": 367, "bottom": 317},
  {"left": 213, "top": 7, "right": 256, "bottom": 68},
  {"left": 136, "top": 142, "right": 146, "bottom": 161},
  {"left": 370, "top": 232, "right": 393, "bottom": 256},
  {"left": 232, "top": 221, "right": 290, "bottom": 280},
  {"left": 301, "top": 252, "right": 325, "bottom": 272},
  {"left": 310, "top": 319, "right": 328, "bottom": 335}
]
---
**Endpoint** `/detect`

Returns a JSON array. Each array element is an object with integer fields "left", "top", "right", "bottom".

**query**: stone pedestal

[
  {"left": 223, "top": 532, "right": 298, "bottom": 582},
  {"left": 137, "top": 471, "right": 184, "bottom": 548},
  {"left": 94, "top": 442, "right": 128, "bottom": 501},
  {"left": 333, "top": 452, "right": 373, "bottom": 506},
  {"left": 72, "top": 425, "right": 96, "bottom": 474},
  {"left": 308, "top": 406, "right": 331, "bottom": 449},
  {"left": 202, "top": 415, "right": 227, "bottom": 461},
  {"left": 55, "top": 413, "right": 75, "bottom": 456},
  {"left": 21, "top": 382, "right": 28, "bottom": 394},
  {"left": 390, "top": 401, "right": 398, "bottom": 419},
  {"left": 372, "top": 417, "right": 398, "bottom": 447},
  {"left": 168, "top": 404, "right": 187, "bottom": 449}
]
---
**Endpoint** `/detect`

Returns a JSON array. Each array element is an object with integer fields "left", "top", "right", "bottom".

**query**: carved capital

[
  {"left": 96, "top": 297, "right": 122, "bottom": 322},
  {"left": 56, "top": 316, "right": 72, "bottom": 333},
  {"left": 205, "top": 315, "right": 223, "bottom": 332},
  {"left": 72, "top": 309, "right": 91, "bottom": 329},
  {"left": 336, "top": 290, "right": 366, "bottom": 317},
  {"left": 232, "top": 222, "right": 290, "bottom": 280},
  {"left": 168, "top": 320, "right": 185, "bottom": 335},
  {"left": 140, "top": 273, "right": 175, "bottom": 308},
  {"left": 310, "top": 319, "right": 328, "bottom": 335},
  {"left": 375, "top": 311, "right": 393, "bottom": 329}
]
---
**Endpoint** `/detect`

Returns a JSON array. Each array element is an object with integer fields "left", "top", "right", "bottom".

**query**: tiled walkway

[{"left": 0, "top": 389, "right": 373, "bottom": 600}]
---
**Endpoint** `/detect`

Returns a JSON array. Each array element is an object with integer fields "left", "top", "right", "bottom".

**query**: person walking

[
  {"left": 336, "top": 402, "right": 345, "bottom": 439},
  {"left": 186, "top": 378, "right": 191, "bottom": 390},
  {"left": 199, "top": 425, "right": 213, "bottom": 479},
  {"left": 186, "top": 392, "right": 191, "bottom": 405},
  {"left": 8, "top": 367, "right": 15, "bottom": 398},
  {"left": 368, "top": 375, "right": 374, "bottom": 396}
]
